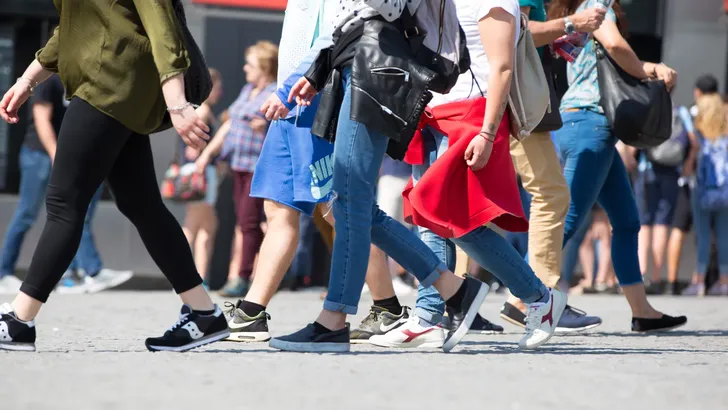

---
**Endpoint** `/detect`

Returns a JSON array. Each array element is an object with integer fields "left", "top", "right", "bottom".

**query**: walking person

[
  {"left": 682, "top": 94, "right": 728, "bottom": 296},
  {"left": 0, "top": 0, "right": 229, "bottom": 352},
  {"left": 0, "top": 73, "right": 132, "bottom": 295},
  {"left": 549, "top": 0, "right": 686, "bottom": 332},
  {"left": 195, "top": 41, "right": 278, "bottom": 298}
]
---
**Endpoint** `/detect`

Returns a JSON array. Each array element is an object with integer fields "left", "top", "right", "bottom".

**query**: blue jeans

[
  {"left": 506, "top": 180, "right": 531, "bottom": 258},
  {"left": 561, "top": 208, "right": 592, "bottom": 285},
  {"left": 323, "top": 69, "right": 446, "bottom": 314},
  {"left": 554, "top": 109, "right": 642, "bottom": 286},
  {"left": 693, "top": 195, "right": 728, "bottom": 276},
  {"left": 414, "top": 128, "right": 548, "bottom": 324},
  {"left": 0, "top": 147, "right": 103, "bottom": 278}
]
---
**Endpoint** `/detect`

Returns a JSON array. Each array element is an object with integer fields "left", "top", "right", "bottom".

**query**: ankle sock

[
  {"left": 373, "top": 296, "right": 403, "bottom": 316},
  {"left": 240, "top": 300, "right": 266, "bottom": 317},
  {"left": 445, "top": 281, "right": 468, "bottom": 311}
]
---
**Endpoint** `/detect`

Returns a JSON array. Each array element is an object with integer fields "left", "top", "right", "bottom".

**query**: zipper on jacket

[
  {"left": 436, "top": 0, "right": 445, "bottom": 55},
  {"left": 353, "top": 86, "right": 408, "bottom": 125},
  {"left": 371, "top": 67, "right": 410, "bottom": 82}
]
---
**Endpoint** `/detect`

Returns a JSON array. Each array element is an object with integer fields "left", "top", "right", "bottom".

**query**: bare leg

[
  {"left": 650, "top": 225, "right": 670, "bottom": 283},
  {"left": 666, "top": 228, "right": 685, "bottom": 284},
  {"left": 578, "top": 230, "right": 595, "bottom": 288},
  {"left": 227, "top": 227, "right": 243, "bottom": 281},
  {"left": 365, "top": 244, "right": 396, "bottom": 301},
  {"left": 193, "top": 204, "right": 218, "bottom": 280}
]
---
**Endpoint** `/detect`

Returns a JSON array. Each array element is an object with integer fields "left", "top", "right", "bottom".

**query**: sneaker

[
  {"left": 519, "top": 288, "right": 567, "bottom": 350},
  {"left": 350, "top": 306, "right": 409, "bottom": 344},
  {"left": 81, "top": 269, "right": 134, "bottom": 293},
  {"left": 555, "top": 305, "right": 602, "bottom": 334},
  {"left": 368, "top": 316, "right": 445, "bottom": 348},
  {"left": 682, "top": 283, "right": 705, "bottom": 296},
  {"left": 0, "top": 275, "right": 23, "bottom": 295},
  {"left": 223, "top": 300, "right": 271, "bottom": 342},
  {"left": 706, "top": 283, "right": 728, "bottom": 296},
  {"left": 631, "top": 314, "right": 687, "bottom": 332},
  {"left": 645, "top": 281, "right": 666, "bottom": 295},
  {"left": 269, "top": 323, "right": 350, "bottom": 353},
  {"left": 0, "top": 303, "right": 36, "bottom": 352},
  {"left": 442, "top": 276, "right": 489, "bottom": 353},
  {"left": 55, "top": 271, "right": 86, "bottom": 294},
  {"left": 145, "top": 305, "right": 230, "bottom": 352},
  {"left": 447, "top": 307, "right": 503, "bottom": 335},
  {"left": 218, "top": 278, "right": 249, "bottom": 298},
  {"left": 499, "top": 301, "right": 526, "bottom": 328}
]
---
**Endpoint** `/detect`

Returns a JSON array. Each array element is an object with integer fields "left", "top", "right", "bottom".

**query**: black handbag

[
  {"left": 154, "top": 0, "right": 213, "bottom": 133},
  {"left": 594, "top": 40, "right": 672, "bottom": 149},
  {"left": 533, "top": 51, "right": 563, "bottom": 133}
]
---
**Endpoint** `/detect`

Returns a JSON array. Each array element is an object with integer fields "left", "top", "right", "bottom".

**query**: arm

[
  {"left": 36, "top": 26, "right": 61, "bottom": 73},
  {"left": 132, "top": 0, "right": 189, "bottom": 83},
  {"left": 33, "top": 103, "right": 58, "bottom": 162},
  {"left": 198, "top": 119, "right": 231, "bottom": 162},
  {"left": 276, "top": 31, "right": 335, "bottom": 110},
  {"left": 0, "top": 60, "right": 54, "bottom": 124},
  {"left": 522, "top": 5, "right": 606, "bottom": 48}
]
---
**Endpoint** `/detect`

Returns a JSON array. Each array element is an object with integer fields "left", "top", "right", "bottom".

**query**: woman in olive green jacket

[{"left": 0, "top": 0, "right": 229, "bottom": 352}]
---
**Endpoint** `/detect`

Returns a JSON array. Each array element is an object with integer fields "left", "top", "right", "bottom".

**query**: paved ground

[{"left": 3, "top": 290, "right": 727, "bottom": 410}]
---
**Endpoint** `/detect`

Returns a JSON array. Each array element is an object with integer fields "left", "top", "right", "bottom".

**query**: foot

[
  {"left": 706, "top": 283, "right": 728, "bottom": 296},
  {"left": 442, "top": 276, "right": 489, "bottom": 353},
  {"left": 519, "top": 289, "right": 567, "bottom": 350},
  {"left": 218, "top": 278, "right": 250, "bottom": 298},
  {"left": 631, "top": 314, "right": 687, "bottom": 333},
  {"left": 0, "top": 275, "right": 23, "bottom": 295},
  {"left": 682, "top": 283, "right": 705, "bottom": 296},
  {"left": 350, "top": 306, "right": 410, "bottom": 344},
  {"left": 645, "top": 281, "right": 666, "bottom": 295},
  {"left": 368, "top": 316, "right": 445, "bottom": 348},
  {"left": 555, "top": 305, "right": 602, "bottom": 334},
  {"left": 81, "top": 269, "right": 134, "bottom": 293},
  {"left": 499, "top": 301, "right": 526, "bottom": 328},
  {"left": 269, "top": 323, "right": 350, "bottom": 353},
  {"left": 223, "top": 300, "right": 271, "bottom": 342},
  {"left": 0, "top": 303, "right": 36, "bottom": 351},
  {"left": 447, "top": 307, "right": 503, "bottom": 335},
  {"left": 55, "top": 271, "right": 86, "bottom": 294},
  {"left": 145, "top": 305, "right": 229, "bottom": 352}
]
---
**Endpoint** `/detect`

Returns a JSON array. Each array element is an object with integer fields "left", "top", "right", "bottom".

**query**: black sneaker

[
  {"left": 442, "top": 276, "right": 489, "bottom": 353},
  {"left": 350, "top": 306, "right": 410, "bottom": 344},
  {"left": 269, "top": 323, "right": 350, "bottom": 353},
  {"left": 0, "top": 303, "right": 36, "bottom": 352},
  {"left": 223, "top": 300, "right": 271, "bottom": 342},
  {"left": 555, "top": 305, "right": 602, "bottom": 334},
  {"left": 632, "top": 314, "right": 687, "bottom": 333},
  {"left": 145, "top": 305, "right": 230, "bottom": 352},
  {"left": 500, "top": 301, "right": 527, "bottom": 328},
  {"left": 447, "top": 308, "right": 504, "bottom": 335}
]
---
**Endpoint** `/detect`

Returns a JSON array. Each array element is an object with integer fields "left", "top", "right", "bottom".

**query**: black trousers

[{"left": 20, "top": 98, "right": 202, "bottom": 302}]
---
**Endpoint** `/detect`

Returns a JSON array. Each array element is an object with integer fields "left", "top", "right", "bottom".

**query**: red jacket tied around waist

[{"left": 402, "top": 97, "right": 529, "bottom": 238}]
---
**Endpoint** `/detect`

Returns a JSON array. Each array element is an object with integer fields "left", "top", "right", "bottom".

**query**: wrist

[
  {"left": 17, "top": 77, "right": 37, "bottom": 94},
  {"left": 167, "top": 101, "right": 197, "bottom": 114},
  {"left": 478, "top": 131, "right": 496, "bottom": 143},
  {"left": 564, "top": 17, "right": 576, "bottom": 35}
]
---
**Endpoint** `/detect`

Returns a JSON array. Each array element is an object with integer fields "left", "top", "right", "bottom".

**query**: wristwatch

[{"left": 564, "top": 17, "right": 576, "bottom": 35}]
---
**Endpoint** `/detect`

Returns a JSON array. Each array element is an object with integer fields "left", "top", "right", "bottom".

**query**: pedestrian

[
  {"left": 549, "top": 0, "right": 686, "bottom": 332},
  {"left": 0, "top": 0, "right": 229, "bottom": 352},
  {"left": 195, "top": 41, "right": 278, "bottom": 298}
]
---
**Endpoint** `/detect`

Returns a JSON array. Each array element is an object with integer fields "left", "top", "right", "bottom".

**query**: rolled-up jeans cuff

[
  {"left": 415, "top": 307, "right": 443, "bottom": 326},
  {"left": 521, "top": 283, "right": 550, "bottom": 304},
  {"left": 323, "top": 300, "right": 359, "bottom": 315},
  {"left": 419, "top": 263, "right": 446, "bottom": 288}
]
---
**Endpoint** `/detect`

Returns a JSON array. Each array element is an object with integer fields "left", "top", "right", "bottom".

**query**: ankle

[{"left": 316, "top": 310, "right": 346, "bottom": 331}]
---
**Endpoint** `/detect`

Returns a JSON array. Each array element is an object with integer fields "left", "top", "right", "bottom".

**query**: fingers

[
  {"left": 195, "top": 118, "right": 210, "bottom": 135},
  {"left": 289, "top": 78, "right": 307, "bottom": 103}
]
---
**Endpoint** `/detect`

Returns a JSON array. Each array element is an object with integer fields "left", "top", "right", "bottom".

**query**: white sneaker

[
  {"left": 0, "top": 275, "right": 23, "bottom": 295},
  {"left": 368, "top": 316, "right": 445, "bottom": 349},
  {"left": 82, "top": 269, "right": 134, "bottom": 293},
  {"left": 519, "top": 289, "right": 567, "bottom": 350}
]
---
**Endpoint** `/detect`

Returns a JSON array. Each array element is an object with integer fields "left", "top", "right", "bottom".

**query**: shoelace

[
  {"left": 524, "top": 304, "right": 543, "bottom": 332},
  {"left": 169, "top": 312, "right": 191, "bottom": 332},
  {"left": 223, "top": 301, "right": 237, "bottom": 318}
]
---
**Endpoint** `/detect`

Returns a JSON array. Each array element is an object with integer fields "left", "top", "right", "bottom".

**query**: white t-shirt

[{"left": 429, "top": 0, "right": 521, "bottom": 107}]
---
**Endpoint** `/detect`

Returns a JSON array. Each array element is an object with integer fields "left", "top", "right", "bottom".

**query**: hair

[
  {"left": 209, "top": 68, "right": 222, "bottom": 85},
  {"left": 245, "top": 41, "right": 279, "bottom": 80},
  {"left": 695, "top": 93, "right": 728, "bottom": 141},
  {"left": 547, "top": 0, "right": 627, "bottom": 36},
  {"left": 695, "top": 74, "right": 719, "bottom": 95}
]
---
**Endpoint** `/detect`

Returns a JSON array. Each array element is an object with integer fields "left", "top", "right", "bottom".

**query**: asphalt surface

[{"left": 3, "top": 290, "right": 727, "bottom": 410}]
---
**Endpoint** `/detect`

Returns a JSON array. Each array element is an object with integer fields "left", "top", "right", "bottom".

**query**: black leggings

[{"left": 20, "top": 98, "right": 202, "bottom": 302}]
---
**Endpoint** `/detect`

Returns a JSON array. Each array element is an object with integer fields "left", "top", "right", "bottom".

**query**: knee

[
  {"left": 264, "top": 200, "right": 300, "bottom": 229},
  {"left": 116, "top": 194, "right": 163, "bottom": 223},
  {"left": 45, "top": 184, "right": 85, "bottom": 223}
]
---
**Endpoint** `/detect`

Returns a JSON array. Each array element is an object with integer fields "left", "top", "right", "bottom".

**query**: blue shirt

[{"left": 559, "top": 0, "right": 617, "bottom": 113}]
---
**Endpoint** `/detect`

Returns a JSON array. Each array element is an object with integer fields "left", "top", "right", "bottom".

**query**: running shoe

[
  {"left": 707, "top": 283, "right": 728, "bottom": 296},
  {"left": 442, "top": 276, "right": 489, "bottom": 353},
  {"left": 145, "top": 304, "right": 229, "bottom": 352},
  {"left": 81, "top": 269, "right": 134, "bottom": 293},
  {"left": 223, "top": 300, "right": 271, "bottom": 342},
  {"left": 631, "top": 314, "right": 687, "bottom": 333},
  {"left": 0, "top": 303, "right": 36, "bottom": 352},
  {"left": 350, "top": 306, "right": 410, "bottom": 344},
  {"left": 219, "top": 278, "right": 250, "bottom": 298},
  {"left": 368, "top": 315, "right": 445, "bottom": 348},
  {"left": 555, "top": 305, "right": 602, "bottom": 334},
  {"left": 682, "top": 283, "right": 705, "bottom": 296},
  {"left": 269, "top": 323, "right": 350, "bottom": 353},
  {"left": 447, "top": 307, "right": 503, "bottom": 335},
  {"left": 499, "top": 301, "right": 527, "bottom": 328},
  {"left": 519, "top": 288, "right": 567, "bottom": 350}
]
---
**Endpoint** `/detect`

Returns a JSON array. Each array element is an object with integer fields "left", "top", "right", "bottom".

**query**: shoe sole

[
  {"left": 369, "top": 339, "right": 444, "bottom": 349},
  {"left": 84, "top": 271, "right": 134, "bottom": 294},
  {"left": 555, "top": 321, "right": 603, "bottom": 334},
  {"left": 225, "top": 331, "right": 271, "bottom": 342},
  {"left": 350, "top": 338, "right": 373, "bottom": 345},
  {"left": 633, "top": 321, "right": 687, "bottom": 333},
  {"left": 442, "top": 283, "right": 489, "bottom": 353},
  {"left": 467, "top": 329, "right": 504, "bottom": 335},
  {"left": 0, "top": 342, "right": 36, "bottom": 352},
  {"left": 499, "top": 313, "right": 526, "bottom": 329},
  {"left": 268, "top": 338, "right": 350, "bottom": 353},
  {"left": 147, "top": 329, "right": 231, "bottom": 352}
]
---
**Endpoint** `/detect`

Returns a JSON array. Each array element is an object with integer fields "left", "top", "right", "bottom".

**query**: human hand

[
  {"left": 289, "top": 77, "right": 317, "bottom": 106},
  {"left": 195, "top": 151, "right": 210, "bottom": 174},
  {"left": 654, "top": 64, "right": 677, "bottom": 91},
  {"left": 184, "top": 146, "right": 200, "bottom": 162},
  {"left": 571, "top": 8, "right": 606, "bottom": 33},
  {"left": 0, "top": 80, "right": 33, "bottom": 124},
  {"left": 171, "top": 104, "right": 210, "bottom": 151},
  {"left": 250, "top": 116, "right": 268, "bottom": 134},
  {"left": 464, "top": 134, "right": 494, "bottom": 171},
  {"left": 261, "top": 93, "right": 290, "bottom": 121}
]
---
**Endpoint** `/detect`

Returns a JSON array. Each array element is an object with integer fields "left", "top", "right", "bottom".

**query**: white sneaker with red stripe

[
  {"left": 519, "top": 289, "right": 567, "bottom": 350},
  {"left": 368, "top": 316, "right": 445, "bottom": 349}
]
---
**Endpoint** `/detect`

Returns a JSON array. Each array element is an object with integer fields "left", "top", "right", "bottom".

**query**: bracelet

[
  {"left": 17, "top": 77, "right": 38, "bottom": 94},
  {"left": 167, "top": 101, "right": 199, "bottom": 114},
  {"left": 478, "top": 131, "right": 496, "bottom": 143}
]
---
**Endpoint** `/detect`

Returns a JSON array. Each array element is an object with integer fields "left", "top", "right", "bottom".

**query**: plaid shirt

[{"left": 222, "top": 83, "right": 277, "bottom": 172}]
